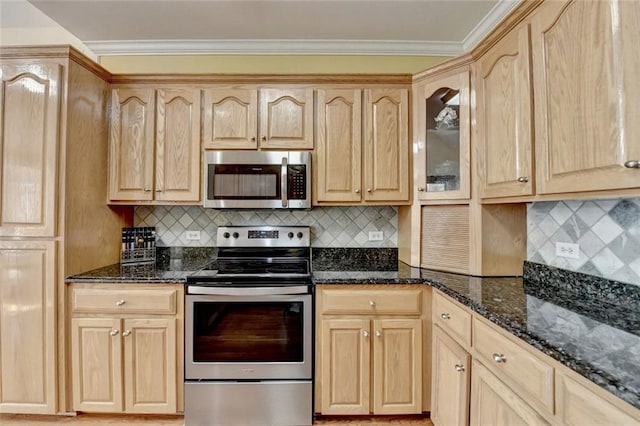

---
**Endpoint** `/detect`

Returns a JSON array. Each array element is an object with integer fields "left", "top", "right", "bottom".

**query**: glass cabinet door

[{"left": 416, "top": 69, "right": 470, "bottom": 200}]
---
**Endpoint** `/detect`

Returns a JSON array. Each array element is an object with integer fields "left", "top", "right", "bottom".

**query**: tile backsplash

[
  {"left": 134, "top": 205, "right": 398, "bottom": 248},
  {"left": 527, "top": 198, "right": 640, "bottom": 286}
]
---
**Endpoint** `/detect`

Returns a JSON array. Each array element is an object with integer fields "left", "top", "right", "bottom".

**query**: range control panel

[{"left": 217, "top": 226, "right": 311, "bottom": 247}]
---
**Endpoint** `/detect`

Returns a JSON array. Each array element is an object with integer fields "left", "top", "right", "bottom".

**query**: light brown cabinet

[
  {"left": 70, "top": 284, "right": 183, "bottom": 414},
  {"left": 476, "top": 22, "right": 534, "bottom": 199},
  {"left": 532, "top": 0, "right": 640, "bottom": 194},
  {"left": 109, "top": 87, "right": 201, "bottom": 203},
  {"left": 316, "top": 287, "right": 425, "bottom": 415},
  {"left": 202, "top": 87, "right": 313, "bottom": 150}
]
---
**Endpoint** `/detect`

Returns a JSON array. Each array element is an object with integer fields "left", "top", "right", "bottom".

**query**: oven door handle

[{"left": 188, "top": 285, "right": 309, "bottom": 296}]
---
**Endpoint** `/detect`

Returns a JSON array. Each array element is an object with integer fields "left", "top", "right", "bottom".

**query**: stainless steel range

[{"left": 185, "top": 226, "right": 313, "bottom": 426}]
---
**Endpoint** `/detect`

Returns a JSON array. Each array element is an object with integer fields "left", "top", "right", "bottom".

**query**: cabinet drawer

[
  {"left": 320, "top": 288, "right": 422, "bottom": 315},
  {"left": 433, "top": 291, "right": 472, "bottom": 347},
  {"left": 72, "top": 287, "right": 178, "bottom": 315},
  {"left": 473, "top": 318, "right": 554, "bottom": 414}
]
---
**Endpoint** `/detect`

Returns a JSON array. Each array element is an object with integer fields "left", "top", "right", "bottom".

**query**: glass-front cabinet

[{"left": 415, "top": 67, "right": 470, "bottom": 200}]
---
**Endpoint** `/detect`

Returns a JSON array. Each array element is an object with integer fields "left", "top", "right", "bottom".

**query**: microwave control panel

[{"left": 288, "top": 165, "right": 307, "bottom": 200}]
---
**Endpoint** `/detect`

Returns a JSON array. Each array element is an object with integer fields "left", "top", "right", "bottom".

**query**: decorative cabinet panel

[
  {"left": 203, "top": 88, "right": 313, "bottom": 150},
  {"left": 532, "top": 0, "right": 640, "bottom": 194},
  {"left": 431, "top": 327, "right": 470, "bottom": 426},
  {"left": 0, "top": 63, "right": 60, "bottom": 238},
  {"left": 363, "top": 89, "right": 410, "bottom": 202},
  {"left": 476, "top": 23, "right": 534, "bottom": 198},
  {"left": 109, "top": 87, "right": 200, "bottom": 203},
  {"left": 70, "top": 284, "right": 183, "bottom": 414},
  {"left": 415, "top": 68, "right": 471, "bottom": 201},
  {"left": 315, "top": 89, "right": 362, "bottom": 203},
  {"left": 0, "top": 240, "right": 57, "bottom": 414}
]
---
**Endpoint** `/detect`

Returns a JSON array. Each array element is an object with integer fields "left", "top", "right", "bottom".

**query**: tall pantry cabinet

[{"left": 0, "top": 46, "right": 131, "bottom": 414}]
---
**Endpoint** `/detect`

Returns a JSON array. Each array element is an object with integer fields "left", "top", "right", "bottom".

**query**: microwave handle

[{"left": 281, "top": 156, "right": 288, "bottom": 208}]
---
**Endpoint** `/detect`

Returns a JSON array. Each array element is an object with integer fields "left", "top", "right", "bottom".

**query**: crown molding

[
  {"left": 462, "top": 0, "right": 522, "bottom": 51},
  {"left": 86, "top": 39, "right": 463, "bottom": 57}
]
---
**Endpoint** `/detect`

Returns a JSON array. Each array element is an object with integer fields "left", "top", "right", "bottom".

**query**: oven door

[{"left": 185, "top": 287, "right": 312, "bottom": 380}]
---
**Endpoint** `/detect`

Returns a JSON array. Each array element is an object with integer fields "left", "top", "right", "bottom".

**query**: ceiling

[{"left": 5, "top": 0, "right": 519, "bottom": 56}]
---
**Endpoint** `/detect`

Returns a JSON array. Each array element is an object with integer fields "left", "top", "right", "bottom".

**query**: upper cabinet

[
  {"left": 109, "top": 87, "right": 201, "bottom": 203},
  {"left": 315, "top": 88, "right": 410, "bottom": 204},
  {"left": 476, "top": 23, "right": 534, "bottom": 199},
  {"left": 0, "top": 63, "right": 61, "bottom": 237},
  {"left": 531, "top": 0, "right": 640, "bottom": 194},
  {"left": 415, "top": 69, "right": 470, "bottom": 201},
  {"left": 203, "top": 88, "right": 313, "bottom": 150}
]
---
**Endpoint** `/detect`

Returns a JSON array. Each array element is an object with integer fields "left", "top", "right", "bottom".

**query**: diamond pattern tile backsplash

[
  {"left": 528, "top": 198, "right": 640, "bottom": 286},
  {"left": 134, "top": 206, "right": 398, "bottom": 248}
]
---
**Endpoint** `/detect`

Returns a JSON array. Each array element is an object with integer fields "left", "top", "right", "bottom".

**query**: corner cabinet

[
  {"left": 70, "top": 284, "right": 184, "bottom": 414},
  {"left": 414, "top": 68, "right": 471, "bottom": 201},
  {"left": 315, "top": 286, "right": 427, "bottom": 415},
  {"left": 202, "top": 88, "right": 314, "bottom": 150},
  {"left": 532, "top": 0, "right": 640, "bottom": 194},
  {"left": 109, "top": 87, "right": 201, "bottom": 203},
  {"left": 476, "top": 21, "right": 534, "bottom": 199}
]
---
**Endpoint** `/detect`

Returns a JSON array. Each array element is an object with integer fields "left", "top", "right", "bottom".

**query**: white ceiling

[{"left": 3, "top": 0, "right": 520, "bottom": 56}]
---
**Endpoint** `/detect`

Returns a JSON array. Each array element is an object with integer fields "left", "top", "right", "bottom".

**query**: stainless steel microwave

[{"left": 203, "top": 151, "right": 311, "bottom": 209}]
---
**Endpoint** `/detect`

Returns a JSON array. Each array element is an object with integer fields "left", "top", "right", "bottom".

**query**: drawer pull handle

[
  {"left": 440, "top": 313, "right": 450, "bottom": 320},
  {"left": 369, "top": 300, "right": 376, "bottom": 307},
  {"left": 122, "top": 330, "right": 131, "bottom": 337},
  {"left": 624, "top": 160, "right": 640, "bottom": 168},
  {"left": 492, "top": 353, "right": 506, "bottom": 363},
  {"left": 375, "top": 331, "right": 383, "bottom": 338},
  {"left": 455, "top": 364, "right": 465, "bottom": 372},
  {"left": 362, "top": 330, "right": 369, "bottom": 337},
  {"left": 115, "top": 300, "right": 126, "bottom": 306},
  {"left": 109, "top": 330, "right": 119, "bottom": 337}
]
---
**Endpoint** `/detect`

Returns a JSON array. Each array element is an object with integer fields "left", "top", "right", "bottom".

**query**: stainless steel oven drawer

[{"left": 185, "top": 381, "right": 312, "bottom": 426}]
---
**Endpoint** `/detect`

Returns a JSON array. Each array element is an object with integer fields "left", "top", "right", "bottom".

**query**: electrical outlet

[
  {"left": 368, "top": 231, "right": 383, "bottom": 241},
  {"left": 186, "top": 231, "right": 201, "bottom": 241},
  {"left": 556, "top": 242, "right": 579, "bottom": 259}
]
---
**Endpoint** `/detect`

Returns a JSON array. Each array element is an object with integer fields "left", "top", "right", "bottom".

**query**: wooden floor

[{"left": 0, "top": 413, "right": 433, "bottom": 425}]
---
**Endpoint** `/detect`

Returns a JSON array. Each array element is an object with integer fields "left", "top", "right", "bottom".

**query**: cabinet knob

[
  {"left": 362, "top": 330, "right": 369, "bottom": 337},
  {"left": 110, "top": 330, "right": 119, "bottom": 337},
  {"left": 369, "top": 300, "right": 376, "bottom": 307},
  {"left": 367, "top": 188, "right": 372, "bottom": 193},
  {"left": 143, "top": 188, "right": 151, "bottom": 192},
  {"left": 624, "top": 160, "right": 640, "bottom": 168},
  {"left": 492, "top": 353, "right": 507, "bottom": 363},
  {"left": 455, "top": 364, "right": 466, "bottom": 372},
  {"left": 116, "top": 299, "right": 126, "bottom": 306},
  {"left": 517, "top": 176, "right": 529, "bottom": 183},
  {"left": 417, "top": 187, "right": 424, "bottom": 192},
  {"left": 440, "top": 313, "right": 450, "bottom": 320},
  {"left": 251, "top": 137, "right": 256, "bottom": 142},
  {"left": 122, "top": 330, "right": 131, "bottom": 337},
  {"left": 375, "top": 331, "right": 383, "bottom": 338},
  {"left": 355, "top": 189, "right": 360, "bottom": 194},
  {"left": 262, "top": 136, "right": 267, "bottom": 141}
]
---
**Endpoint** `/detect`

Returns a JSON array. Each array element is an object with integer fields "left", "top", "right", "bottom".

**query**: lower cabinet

[
  {"left": 431, "top": 326, "right": 470, "bottom": 426},
  {"left": 470, "top": 360, "right": 549, "bottom": 426},
  {"left": 316, "top": 286, "right": 427, "bottom": 415},
  {"left": 69, "top": 284, "right": 183, "bottom": 414}
]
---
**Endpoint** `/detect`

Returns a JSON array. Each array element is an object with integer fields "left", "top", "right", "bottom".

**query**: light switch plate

[
  {"left": 186, "top": 231, "right": 201, "bottom": 241},
  {"left": 368, "top": 231, "right": 383, "bottom": 241},
  {"left": 556, "top": 242, "right": 579, "bottom": 259}
]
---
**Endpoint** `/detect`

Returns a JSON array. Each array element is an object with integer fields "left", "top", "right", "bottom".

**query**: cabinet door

[
  {"left": 0, "top": 240, "right": 56, "bottom": 414},
  {"left": 203, "top": 88, "right": 258, "bottom": 149},
  {"left": 71, "top": 317, "right": 123, "bottom": 413},
  {"left": 156, "top": 88, "right": 201, "bottom": 202},
  {"left": 315, "top": 89, "right": 362, "bottom": 203},
  {"left": 477, "top": 23, "right": 533, "bottom": 198},
  {"left": 259, "top": 88, "right": 314, "bottom": 149},
  {"left": 108, "top": 88, "right": 155, "bottom": 201},
  {"left": 532, "top": 0, "right": 640, "bottom": 193},
  {"left": 372, "top": 318, "right": 422, "bottom": 414},
  {"left": 0, "top": 63, "right": 60, "bottom": 237},
  {"left": 416, "top": 69, "right": 471, "bottom": 201},
  {"left": 470, "top": 360, "right": 549, "bottom": 426},
  {"left": 123, "top": 318, "right": 177, "bottom": 413},
  {"left": 431, "top": 327, "right": 470, "bottom": 426},
  {"left": 363, "top": 89, "right": 410, "bottom": 202},
  {"left": 320, "top": 319, "right": 370, "bottom": 414}
]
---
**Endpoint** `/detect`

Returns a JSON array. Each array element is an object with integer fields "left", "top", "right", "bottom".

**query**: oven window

[{"left": 192, "top": 301, "right": 304, "bottom": 362}]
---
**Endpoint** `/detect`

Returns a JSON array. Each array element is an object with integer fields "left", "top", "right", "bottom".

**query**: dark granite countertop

[{"left": 66, "top": 249, "right": 640, "bottom": 411}]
